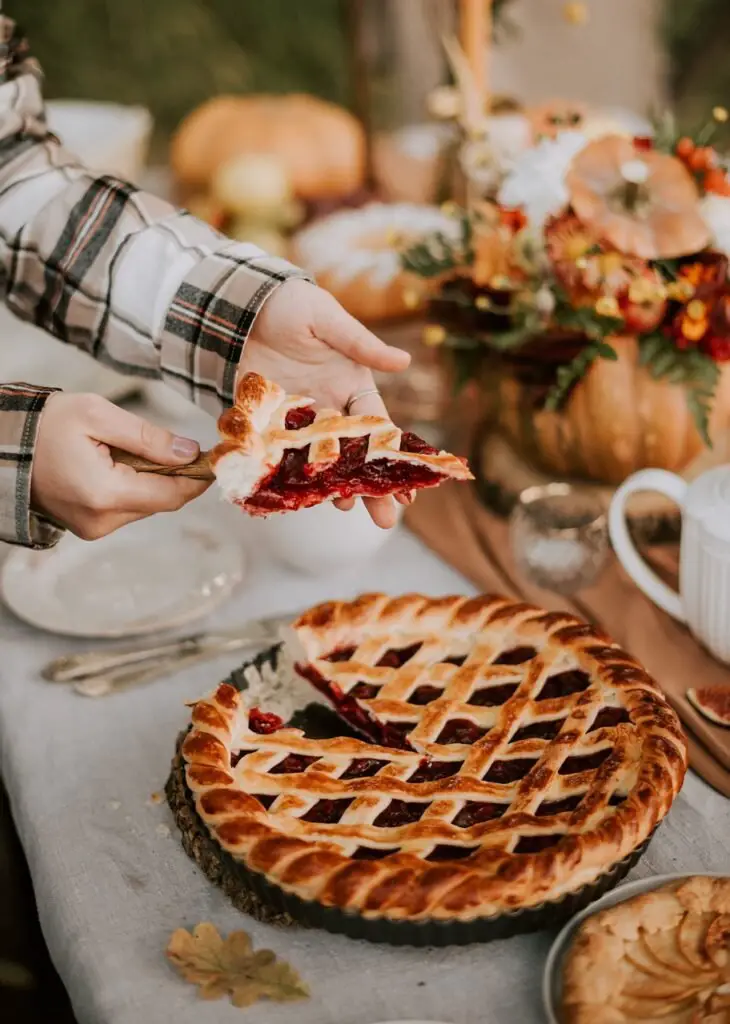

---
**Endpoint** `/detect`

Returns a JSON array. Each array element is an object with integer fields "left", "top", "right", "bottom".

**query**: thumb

[
  {"left": 87, "top": 401, "right": 201, "bottom": 466},
  {"left": 315, "top": 295, "right": 411, "bottom": 373}
]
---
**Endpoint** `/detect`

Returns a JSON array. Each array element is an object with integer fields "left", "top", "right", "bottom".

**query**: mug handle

[{"left": 608, "top": 469, "right": 687, "bottom": 623}]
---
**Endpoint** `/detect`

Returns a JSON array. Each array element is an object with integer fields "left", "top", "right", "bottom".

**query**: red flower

[
  {"left": 705, "top": 294, "right": 730, "bottom": 360},
  {"left": 545, "top": 211, "right": 666, "bottom": 331},
  {"left": 665, "top": 253, "right": 730, "bottom": 360},
  {"left": 673, "top": 137, "right": 730, "bottom": 196},
  {"left": 498, "top": 205, "right": 528, "bottom": 234}
]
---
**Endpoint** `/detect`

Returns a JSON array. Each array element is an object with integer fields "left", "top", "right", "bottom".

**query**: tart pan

[{"left": 166, "top": 644, "right": 655, "bottom": 947}]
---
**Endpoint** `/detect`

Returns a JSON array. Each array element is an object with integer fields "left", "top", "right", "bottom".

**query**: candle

[{"left": 459, "top": 0, "right": 490, "bottom": 113}]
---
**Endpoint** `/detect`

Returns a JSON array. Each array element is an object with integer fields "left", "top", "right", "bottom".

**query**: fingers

[
  {"left": 82, "top": 395, "right": 201, "bottom": 467},
  {"left": 316, "top": 294, "right": 410, "bottom": 373},
  {"left": 335, "top": 388, "right": 412, "bottom": 528},
  {"left": 345, "top": 382, "right": 391, "bottom": 422},
  {"left": 363, "top": 495, "right": 399, "bottom": 530},
  {"left": 110, "top": 470, "right": 211, "bottom": 516}
]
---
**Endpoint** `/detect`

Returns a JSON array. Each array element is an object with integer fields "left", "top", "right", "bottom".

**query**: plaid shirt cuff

[
  {"left": 0, "top": 384, "right": 64, "bottom": 549},
  {"left": 159, "top": 242, "right": 312, "bottom": 414}
]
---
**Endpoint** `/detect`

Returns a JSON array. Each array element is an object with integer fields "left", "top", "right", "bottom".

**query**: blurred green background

[{"left": 15, "top": 0, "right": 730, "bottom": 147}]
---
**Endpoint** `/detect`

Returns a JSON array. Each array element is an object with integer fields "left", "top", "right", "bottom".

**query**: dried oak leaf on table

[{"left": 166, "top": 922, "right": 309, "bottom": 1008}]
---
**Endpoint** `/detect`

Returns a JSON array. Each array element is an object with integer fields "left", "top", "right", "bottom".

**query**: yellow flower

[
  {"left": 713, "top": 106, "right": 729, "bottom": 124},
  {"left": 687, "top": 299, "right": 708, "bottom": 322},
  {"left": 595, "top": 295, "right": 620, "bottom": 317},
  {"left": 402, "top": 288, "right": 422, "bottom": 310},
  {"left": 423, "top": 324, "right": 446, "bottom": 347},
  {"left": 628, "top": 276, "right": 664, "bottom": 304},
  {"left": 563, "top": 2, "right": 589, "bottom": 25},
  {"left": 475, "top": 296, "right": 490, "bottom": 311},
  {"left": 666, "top": 279, "right": 695, "bottom": 301}
]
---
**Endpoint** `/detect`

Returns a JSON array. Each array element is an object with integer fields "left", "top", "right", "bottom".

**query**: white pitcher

[{"left": 609, "top": 466, "right": 730, "bottom": 664}]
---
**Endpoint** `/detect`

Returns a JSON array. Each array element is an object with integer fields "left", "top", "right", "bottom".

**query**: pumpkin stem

[
  {"left": 622, "top": 179, "right": 643, "bottom": 213},
  {"left": 616, "top": 158, "right": 651, "bottom": 215}
]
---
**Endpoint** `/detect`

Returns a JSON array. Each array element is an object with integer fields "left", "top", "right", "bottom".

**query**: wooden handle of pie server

[{"left": 110, "top": 448, "right": 215, "bottom": 481}]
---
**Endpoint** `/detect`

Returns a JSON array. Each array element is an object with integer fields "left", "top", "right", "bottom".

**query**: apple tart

[{"left": 563, "top": 875, "right": 730, "bottom": 1023}]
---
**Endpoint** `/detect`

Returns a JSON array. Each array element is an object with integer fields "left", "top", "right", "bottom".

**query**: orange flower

[
  {"left": 566, "top": 135, "right": 710, "bottom": 259},
  {"left": 666, "top": 253, "right": 730, "bottom": 358},
  {"left": 470, "top": 202, "right": 524, "bottom": 288},
  {"left": 545, "top": 212, "right": 667, "bottom": 331}
]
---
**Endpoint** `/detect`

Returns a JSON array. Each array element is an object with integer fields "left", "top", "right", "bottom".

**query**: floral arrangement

[{"left": 401, "top": 110, "right": 730, "bottom": 443}]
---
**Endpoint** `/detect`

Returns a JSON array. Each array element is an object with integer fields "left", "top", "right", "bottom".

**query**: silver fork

[
  {"left": 42, "top": 612, "right": 297, "bottom": 692},
  {"left": 72, "top": 644, "right": 243, "bottom": 697}
]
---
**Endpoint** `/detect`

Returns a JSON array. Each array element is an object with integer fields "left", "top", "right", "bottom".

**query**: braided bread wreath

[{"left": 178, "top": 594, "right": 687, "bottom": 932}]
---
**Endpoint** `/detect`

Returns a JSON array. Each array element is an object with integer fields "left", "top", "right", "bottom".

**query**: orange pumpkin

[
  {"left": 484, "top": 335, "right": 730, "bottom": 484},
  {"left": 171, "top": 94, "right": 366, "bottom": 201},
  {"left": 566, "top": 136, "right": 710, "bottom": 259}
]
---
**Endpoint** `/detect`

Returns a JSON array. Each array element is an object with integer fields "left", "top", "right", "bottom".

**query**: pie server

[
  {"left": 41, "top": 612, "right": 297, "bottom": 683},
  {"left": 111, "top": 447, "right": 214, "bottom": 479}
]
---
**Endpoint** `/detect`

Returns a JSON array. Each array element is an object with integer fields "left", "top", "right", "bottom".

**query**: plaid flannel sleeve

[{"left": 0, "top": 16, "right": 311, "bottom": 548}]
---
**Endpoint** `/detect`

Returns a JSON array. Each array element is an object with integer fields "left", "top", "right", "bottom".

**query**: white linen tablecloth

[{"left": 1, "top": 507, "right": 728, "bottom": 1024}]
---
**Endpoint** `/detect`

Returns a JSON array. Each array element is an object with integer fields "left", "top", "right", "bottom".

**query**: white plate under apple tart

[{"left": 176, "top": 593, "right": 687, "bottom": 939}]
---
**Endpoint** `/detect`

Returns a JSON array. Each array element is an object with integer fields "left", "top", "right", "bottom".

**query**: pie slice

[
  {"left": 209, "top": 372, "right": 472, "bottom": 516},
  {"left": 687, "top": 686, "right": 730, "bottom": 728},
  {"left": 181, "top": 593, "right": 688, "bottom": 925}
]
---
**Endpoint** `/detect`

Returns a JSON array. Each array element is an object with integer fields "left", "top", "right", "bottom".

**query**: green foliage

[
  {"left": 639, "top": 333, "right": 719, "bottom": 444},
  {"left": 15, "top": 0, "right": 350, "bottom": 145},
  {"left": 401, "top": 212, "right": 473, "bottom": 277},
  {"left": 551, "top": 290, "right": 624, "bottom": 343},
  {"left": 662, "top": 0, "right": 730, "bottom": 139}
]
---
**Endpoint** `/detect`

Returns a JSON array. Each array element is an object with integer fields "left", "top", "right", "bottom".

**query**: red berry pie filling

[{"left": 209, "top": 372, "right": 472, "bottom": 516}]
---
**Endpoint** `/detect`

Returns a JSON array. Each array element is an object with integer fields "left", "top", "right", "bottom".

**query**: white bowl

[
  {"left": 46, "top": 100, "right": 153, "bottom": 184},
  {"left": 244, "top": 499, "right": 403, "bottom": 576}
]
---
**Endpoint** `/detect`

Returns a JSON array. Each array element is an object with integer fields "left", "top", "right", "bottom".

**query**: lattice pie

[
  {"left": 182, "top": 594, "right": 687, "bottom": 923},
  {"left": 209, "top": 372, "right": 472, "bottom": 515},
  {"left": 563, "top": 876, "right": 730, "bottom": 1023}
]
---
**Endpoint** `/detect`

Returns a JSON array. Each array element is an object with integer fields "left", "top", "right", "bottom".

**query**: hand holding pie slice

[{"left": 209, "top": 372, "right": 473, "bottom": 517}]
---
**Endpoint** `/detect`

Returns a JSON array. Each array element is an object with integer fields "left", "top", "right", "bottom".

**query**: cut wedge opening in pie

[
  {"left": 180, "top": 594, "right": 688, "bottom": 926},
  {"left": 209, "top": 372, "right": 473, "bottom": 515}
]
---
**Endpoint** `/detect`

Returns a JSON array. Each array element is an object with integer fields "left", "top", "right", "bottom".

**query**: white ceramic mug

[{"left": 609, "top": 466, "right": 730, "bottom": 663}]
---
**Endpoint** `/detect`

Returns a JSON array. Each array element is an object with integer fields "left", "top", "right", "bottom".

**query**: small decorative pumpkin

[
  {"left": 485, "top": 335, "right": 730, "bottom": 484},
  {"left": 171, "top": 94, "right": 366, "bottom": 202},
  {"left": 566, "top": 136, "right": 711, "bottom": 259},
  {"left": 210, "top": 153, "right": 302, "bottom": 259}
]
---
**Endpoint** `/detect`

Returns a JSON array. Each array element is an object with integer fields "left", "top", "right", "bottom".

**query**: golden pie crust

[
  {"left": 563, "top": 876, "right": 730, "bottom": 1023},
  {"left": 181, "top": 593, "right": 687, "bottom": 923},
  {"left": 209, "top": 372, "right": 472, "bottom": 512}
]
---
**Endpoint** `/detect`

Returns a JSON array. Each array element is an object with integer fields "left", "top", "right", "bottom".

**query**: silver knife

[{"left": 42, "top": 612, "right": 298, "bottom": 683}]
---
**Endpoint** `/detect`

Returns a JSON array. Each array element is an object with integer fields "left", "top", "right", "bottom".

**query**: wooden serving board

[{"left": 474, "top": 427, "right": 730, "bottom": 546}]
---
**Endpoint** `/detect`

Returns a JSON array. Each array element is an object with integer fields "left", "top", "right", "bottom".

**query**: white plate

[
  {"left": 0, "top": 507, "right": 245, "bottom": 638},
  {"left": 542, "top": 872, "right": 728, "bottom": 1024}
]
